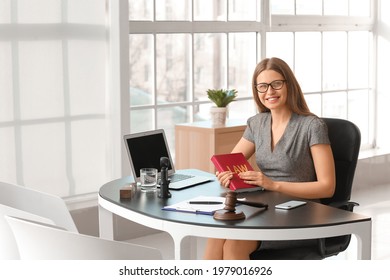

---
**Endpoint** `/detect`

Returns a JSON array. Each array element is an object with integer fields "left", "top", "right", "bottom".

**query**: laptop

[{"left": 123, "top": 129, "right": 212, "bottom": 190}]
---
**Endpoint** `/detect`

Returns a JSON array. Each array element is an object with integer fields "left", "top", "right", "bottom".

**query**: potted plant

[{"left": 207, "top": 88, "right": 238, "bottom": 125}]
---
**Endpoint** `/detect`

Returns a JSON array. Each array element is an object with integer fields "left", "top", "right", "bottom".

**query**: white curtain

[{"left": 0, "top": 0, "right": 121, "bottom": 197}]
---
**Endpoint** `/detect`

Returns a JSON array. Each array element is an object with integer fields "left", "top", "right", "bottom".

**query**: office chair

[
  {"left": 250, "top": 117, "right": 361, "bottom": 260},
  {"left": 6, "top": 216, "right": 162, "bottom": 260}
]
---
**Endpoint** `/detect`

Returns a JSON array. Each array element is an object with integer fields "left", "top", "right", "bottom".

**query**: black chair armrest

[{"left": 326, "top": 201, "right": 359, "bottom": 212}]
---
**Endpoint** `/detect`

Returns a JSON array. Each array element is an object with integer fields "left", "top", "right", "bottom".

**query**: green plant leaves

[{"left": 207, "top": 89, "right": 238, "bottom": 107}]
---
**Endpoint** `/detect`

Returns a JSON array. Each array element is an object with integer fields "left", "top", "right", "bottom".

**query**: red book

[{"left": 210, "top": 153, "right": 263, "bottom": 192}]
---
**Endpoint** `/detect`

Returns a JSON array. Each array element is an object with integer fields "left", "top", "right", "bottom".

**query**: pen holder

[{"left": 213, "top": 191, "right": 268, "bottom": 221}]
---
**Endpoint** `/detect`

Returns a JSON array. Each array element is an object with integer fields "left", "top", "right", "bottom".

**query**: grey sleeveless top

[{"left": 243, "top": 112, "right": 330, "bottom": 183}]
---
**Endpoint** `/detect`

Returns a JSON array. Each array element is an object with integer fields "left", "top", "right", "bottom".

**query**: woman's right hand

[{"left": 215, "top": 171, "right": 234, "bottom": 188}]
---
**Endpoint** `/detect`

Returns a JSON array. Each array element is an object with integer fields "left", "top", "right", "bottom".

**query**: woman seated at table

[{"left": 203, "top": 57, "right": 336, "bottom": 260}]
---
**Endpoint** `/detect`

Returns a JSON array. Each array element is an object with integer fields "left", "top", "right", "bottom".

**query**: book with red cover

[{"left": 210, "top": 152, "right": 263, "bottom": 192}]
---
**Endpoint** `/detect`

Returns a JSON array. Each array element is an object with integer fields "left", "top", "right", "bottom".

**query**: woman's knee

[{"left": 203, "top": 238, "right": 226, "bottom": 260}]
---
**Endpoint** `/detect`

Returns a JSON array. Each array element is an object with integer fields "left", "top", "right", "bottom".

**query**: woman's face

[{"left": 255, "top": 70, "right": 288, "bottom": 112}]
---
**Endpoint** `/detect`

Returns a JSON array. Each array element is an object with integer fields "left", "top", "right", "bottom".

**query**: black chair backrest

[{"left": 320, "top": 118, "right": 361, "bottom": 206}]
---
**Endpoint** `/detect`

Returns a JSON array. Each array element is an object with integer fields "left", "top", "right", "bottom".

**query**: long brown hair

[{"left": 251, "top": 57, "right": 312, "bottom": 115}]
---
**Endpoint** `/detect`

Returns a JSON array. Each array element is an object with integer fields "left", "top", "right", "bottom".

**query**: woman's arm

[
  {"left": 231, "top": 137, "right": 256, "bottom": 158},
  {"left": 239, "top": 143, "right": 336, "bottom": 199}
]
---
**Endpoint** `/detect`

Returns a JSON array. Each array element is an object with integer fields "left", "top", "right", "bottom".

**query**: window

[{"left": 129, "top": 0, "right": 375, "bottom": 158}]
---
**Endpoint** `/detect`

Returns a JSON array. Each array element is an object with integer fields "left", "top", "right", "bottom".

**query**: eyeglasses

[{"left": 255, "top": 80, "right": 285, "bottom": 93}]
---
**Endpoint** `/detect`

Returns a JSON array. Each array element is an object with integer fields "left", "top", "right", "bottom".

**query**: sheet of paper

[{"left": 162, "top": 196, "right": 226, "bottom": 215}]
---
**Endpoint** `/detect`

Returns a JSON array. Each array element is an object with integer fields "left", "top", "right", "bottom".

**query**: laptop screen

[{"left": 124, "top": 130, "right": 174, "bottom": 179}]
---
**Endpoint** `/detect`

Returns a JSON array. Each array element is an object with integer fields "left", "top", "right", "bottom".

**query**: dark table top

[{"left": 99, "top": 169, "right": 371, "bottom": 230}]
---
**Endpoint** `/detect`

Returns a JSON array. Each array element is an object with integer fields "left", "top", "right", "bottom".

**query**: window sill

[
  {"left": 64, "top": 192, "right": 98, "bottom": 211},
  {"left": 358, "top": 146, "right": 390, "bottom": 160}
]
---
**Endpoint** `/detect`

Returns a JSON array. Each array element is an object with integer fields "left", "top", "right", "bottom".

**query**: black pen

[{"left": 188, "top": 201, "right": 223, "bottom": 205}]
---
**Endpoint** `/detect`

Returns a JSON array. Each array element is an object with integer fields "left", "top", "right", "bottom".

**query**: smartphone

[{"left": 275, "top": 200, "right": 307, "bottom": 210}]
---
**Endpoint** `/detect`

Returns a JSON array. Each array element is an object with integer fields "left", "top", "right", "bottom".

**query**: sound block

[
  {"left": 213, "top": 209, "right": 246, "bottom": 220},
  {"left": 120, "top": 183, "right": 136, "bottom": 199}
]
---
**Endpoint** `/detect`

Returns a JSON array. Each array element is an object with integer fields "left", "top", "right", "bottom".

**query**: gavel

[{"left": 213, "top": 191, "right": 268, "bottom": 220}]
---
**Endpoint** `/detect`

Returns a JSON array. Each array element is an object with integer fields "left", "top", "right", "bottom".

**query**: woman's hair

[{"left": 251, "top": 57, "right": 312, "bottom": 115}]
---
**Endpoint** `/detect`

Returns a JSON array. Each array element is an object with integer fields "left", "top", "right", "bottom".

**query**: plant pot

[{"left": 210, "top": 106, "right": 227, "bottom": 126}]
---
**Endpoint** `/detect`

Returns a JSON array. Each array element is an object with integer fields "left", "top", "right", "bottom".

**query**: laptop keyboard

[{"left": 168, "top": 173, "right": 194, "bottom": 183}]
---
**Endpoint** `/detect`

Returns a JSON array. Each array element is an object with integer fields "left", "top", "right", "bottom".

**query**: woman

[{"left": 203, "top": 57, "right": 336, "bottom": 260}]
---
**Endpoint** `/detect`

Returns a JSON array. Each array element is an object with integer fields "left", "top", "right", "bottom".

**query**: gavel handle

[{"left": 239, "top": 201, "right": 268, "bottom": 209}]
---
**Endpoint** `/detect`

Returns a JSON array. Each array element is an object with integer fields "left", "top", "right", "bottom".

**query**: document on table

[{"left": 162, "top": 196, "right": 226, "bottom": 215}]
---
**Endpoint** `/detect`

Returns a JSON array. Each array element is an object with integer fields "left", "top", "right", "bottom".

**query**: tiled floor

[{"left": 331, "top": 184, "right": 390, "bottom": 260}]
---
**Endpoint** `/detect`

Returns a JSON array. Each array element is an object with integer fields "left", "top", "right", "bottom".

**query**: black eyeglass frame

[{"left": 255, "top": 80, "right": 286, "bottom": 93}]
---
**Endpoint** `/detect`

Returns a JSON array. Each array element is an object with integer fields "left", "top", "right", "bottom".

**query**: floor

[{"left": 330, "top": 183, "right": 390, "bottom": 260}]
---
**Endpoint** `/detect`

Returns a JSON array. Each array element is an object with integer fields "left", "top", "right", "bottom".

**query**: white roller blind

[{"left": 0, "top": 0, "right": 122, "bottom": 197}]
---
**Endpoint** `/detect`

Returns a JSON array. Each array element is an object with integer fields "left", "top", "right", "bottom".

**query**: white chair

[
  {"left": 0, "top": 181, "right": 77, "bottom": 232},
  {"left": 0, "top": 204, "right": 55, "bottom": 260},
  {"left": 6, "top": 216, "right": 162, "bottom": 260},
  {"left": 0, "top": 181, "right": 167, "bottom": 259}
]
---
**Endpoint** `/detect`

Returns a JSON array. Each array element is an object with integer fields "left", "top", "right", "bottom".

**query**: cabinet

[{"left": 175, "top": 119, "right": 258, "bottom": 173}]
